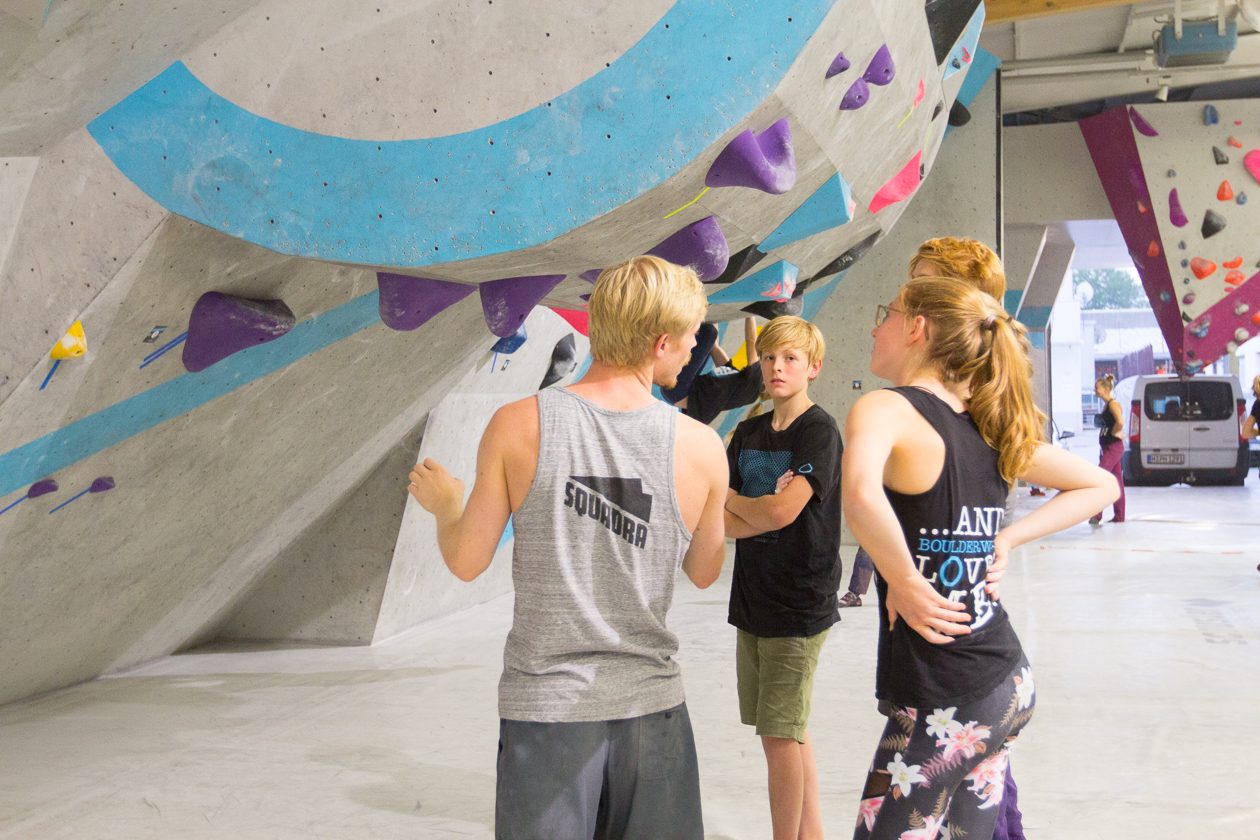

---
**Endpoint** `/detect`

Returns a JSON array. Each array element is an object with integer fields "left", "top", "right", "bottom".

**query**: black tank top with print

[{"left": 873, "top": 386, "right": 1024, "bottom": 709}]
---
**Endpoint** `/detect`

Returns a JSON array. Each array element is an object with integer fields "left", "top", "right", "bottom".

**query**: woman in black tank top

[
  {"left": 1089, "top": 373, "right": 1126, "bottom": 525},
  {"left": 841, "top": 276, "right": 1119, "bottom": 840}
]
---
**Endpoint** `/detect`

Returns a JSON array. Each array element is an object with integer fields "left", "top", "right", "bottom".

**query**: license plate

[{"left": 1147, "top": 453, "right": 1185, "bottom": 465}]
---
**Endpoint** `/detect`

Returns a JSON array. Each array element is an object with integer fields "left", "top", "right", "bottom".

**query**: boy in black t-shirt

[{"left": 724, "top": 316, "right": 842, "bottom": 840}]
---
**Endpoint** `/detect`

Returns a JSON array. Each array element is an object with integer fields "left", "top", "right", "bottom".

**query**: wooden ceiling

[{"left": 985, "top": 0, "right": 1136, "bottom": 23}]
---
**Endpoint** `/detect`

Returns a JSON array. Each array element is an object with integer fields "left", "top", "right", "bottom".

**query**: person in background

[
  {"left": 1089, "top": 373, "right": 1126, "bottom": 525},
  {"left": 665, "top": 316, "right": 765, "bottom": 426}
]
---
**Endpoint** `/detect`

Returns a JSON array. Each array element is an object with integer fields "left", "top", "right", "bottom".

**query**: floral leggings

[{"left": 854, "top": 659, "right": 1035, "bottom": 840}]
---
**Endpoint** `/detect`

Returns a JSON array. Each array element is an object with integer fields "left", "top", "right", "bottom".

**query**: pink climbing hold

[
  {"left": 913, "top": 79, "right": 925, "bottom": 107},
  {"left": 1168, "top": 189, "right": 1188, "bottom": 227},
  {"left": 1244, "top": 149, "right": 1260, "bottom": 184},
  {"left": 705, "top": 119, "right": 797, "bottom": 195},
  {"left": 868, "top": 151, "right": 923, "bottom": 214},
  {"left": 1128, "top": 107, "right": 1158, "bottom": 137},
  {"left": 479, "top": 274, "right": 565, "bottom": 338}
]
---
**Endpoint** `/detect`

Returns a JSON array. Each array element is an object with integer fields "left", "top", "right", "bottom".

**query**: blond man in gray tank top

[{"left": 408, "top": 255, "right": 729, "bottom": 840}]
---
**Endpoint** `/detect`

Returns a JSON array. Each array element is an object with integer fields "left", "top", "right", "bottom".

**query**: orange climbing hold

[
  {"left": 1228, "top": 136, "right": 1243, "bottom": 148},
  {"left": 1147, "top": 240, "right": 1160, "bottom": 258},
  {"left": 1191, "top": 257, "right": 1217, "bottom": 279},
  {"left": 1218, "top": 180, "right": 1235, "bottom": 201},
  {"left": 1225, "top": 270, "right": 1245, "bottom": 285},
  {"left": 1137, "top": 200, "right": 1149, "bottom": 214},
  {"left": 1224, "top": 256, "right": 1243, "bottom": 269},
  {"left": 1253, "top": 312, "right": 1260, "bottom": 326}
]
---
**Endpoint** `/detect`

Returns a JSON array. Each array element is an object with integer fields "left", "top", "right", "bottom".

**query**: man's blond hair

[
  {"left": 910, "top": 237, "right": 1006, "bottom": 300},
  {"left": 587, "top": 255, "right": 708, "bottom": 368},
  {"left": 755, "top": 316, "right": 825, "bottom": 367}
]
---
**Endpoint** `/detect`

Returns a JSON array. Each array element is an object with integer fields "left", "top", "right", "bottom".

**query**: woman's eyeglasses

[{"left": 875, "top": 303, "right": 902, "bottom": 328}]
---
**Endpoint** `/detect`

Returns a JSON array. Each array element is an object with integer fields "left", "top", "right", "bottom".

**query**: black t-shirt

[
  {"left": 726, "top": 404, "right": 843, "bottom": 637},
  {"left": 1250, "top": 398, "right": 1260, "bottom": 424},
  {"left": 874, "top": 387, "right": 1024, "bottom": 709},
  {"left": 1098, "top": 398, "right": 1123, "bottom": 445}
]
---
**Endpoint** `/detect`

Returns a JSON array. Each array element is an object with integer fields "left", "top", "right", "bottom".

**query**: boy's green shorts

[{"left": 735, "top": 628, "right": 829, "bottom": 743}]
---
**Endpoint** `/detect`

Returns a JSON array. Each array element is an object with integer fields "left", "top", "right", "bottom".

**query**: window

[{"left": 1144, "top": 381, "right": 1233, "bottom": 421}]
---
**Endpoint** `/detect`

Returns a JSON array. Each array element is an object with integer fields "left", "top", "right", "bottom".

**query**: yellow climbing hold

[
  {"left": 50, "top": 320, "right": 86, "bottom": 359},
  {"left": 730, "top": 325, "right": 764, "bottom": 369}
]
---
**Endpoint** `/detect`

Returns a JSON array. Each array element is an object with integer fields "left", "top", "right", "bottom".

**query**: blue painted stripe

[
  {"left": 88, "top": 1, "right": 833, "bottom": 268},
  {"left": 760, "top": 173, "right": 854, "bottom": 252},
  {"left": 0, "top": 293, "right": 382, "bottom": 497}
]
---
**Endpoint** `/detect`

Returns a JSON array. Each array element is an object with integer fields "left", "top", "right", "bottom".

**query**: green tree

[{"left": 1072, "top": 268, "right": 1147, "bottom": 310}]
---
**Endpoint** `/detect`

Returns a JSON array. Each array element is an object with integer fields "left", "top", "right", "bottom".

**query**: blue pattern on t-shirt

[{"left": 738, "top": 449, "right": 793, "bottom": 497}]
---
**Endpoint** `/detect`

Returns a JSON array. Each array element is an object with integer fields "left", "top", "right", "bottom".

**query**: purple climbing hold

[
  {"left": 839, "top": 76, "right": 870, "bottom": 111},
  {"left": 825, "top": 51, "right": 850, "bottom": 79},
  {"left": 648, "top": 216, "right": 729, "bottom": 283},
  {"left": 377, "top": 273, "right": 476, "bottom": 332},
  {"left": 579, "top": 269, "right": 602, "bottom": 283},
  {"left": 1182, "top": 292, "right": 1196, "bottom": 305},
  {"left": 705, "top": 119, "right": 797, "bottom": 195},
  {"left": 479, "top": 274, "right": 565, "bottom": 337},
  {"left": 1168, "top": 188, "right": 1188, "bottom": 227},
  {"left": 1201, "top": 208, "right": 1227, "bottom": 239},
  {"left": 863, "top": 44, "right": 895, "bottom": 86},
  {"left": 29, "top": 479, "right": 58, "bottom": 498},
  {"left": 89, "top": 476, "right": 116, "bottom": 493},
  {"left": 182, "top": 292, "right": 296, "bottom": 373},
  {"left": 1128, "top": 107, "right": 1158, "bottom": 137},
  {"left": 1204, "top": 104, "right": 1219, "bottom": 125}
]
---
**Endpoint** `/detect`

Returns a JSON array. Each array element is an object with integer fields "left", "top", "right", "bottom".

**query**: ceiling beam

[{"left": 986, "top": 0, "right": 1137, "bottom": 23}]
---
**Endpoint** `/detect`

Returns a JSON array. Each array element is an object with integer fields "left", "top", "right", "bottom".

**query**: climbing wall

[
  {"left": 1080, "top": 101, "right": 1260, "bottom": 373},
  {"left": 0, "top": 0, "right": 988, "bottom": 705}
]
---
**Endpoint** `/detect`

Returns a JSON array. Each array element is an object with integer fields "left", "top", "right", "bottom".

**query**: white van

[{"left": 1117, "top": 375, "right": 1250, "bottom": 486}]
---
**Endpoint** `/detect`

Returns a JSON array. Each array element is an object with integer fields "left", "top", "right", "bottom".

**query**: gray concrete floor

[{"left": 1, "top": 483, "right": 1258, "bottom": 839}]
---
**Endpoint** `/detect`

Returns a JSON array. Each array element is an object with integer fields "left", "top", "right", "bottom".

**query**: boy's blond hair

[
  {"left": 755, "top": 316, "right": 825, "bottom": 367},
  {"left": 587, "top": 255, "right": 708, "bottom": 368},
  {"left": 910, "top": 237, "right": 1006, "bottom": 300}
]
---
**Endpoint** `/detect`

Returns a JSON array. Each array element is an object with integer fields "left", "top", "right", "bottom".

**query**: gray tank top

[{"left": 498, "top": 387, "right": 693, "bottom": 722}]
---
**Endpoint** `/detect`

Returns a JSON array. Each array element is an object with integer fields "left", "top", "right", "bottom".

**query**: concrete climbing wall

[
  {"left": 1080, "top": 101, "right": 1260, "bottom": 374},
  {"left": 0, "top": 0, "right": 988, "bottom": 705},
  {"left": 809, "top": 53, "right": 1002, "bottom": 548}
]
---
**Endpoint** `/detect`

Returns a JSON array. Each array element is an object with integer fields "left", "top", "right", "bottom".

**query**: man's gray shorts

[{"left": 495, "top": 702, "right": 702, "bottom": 840}]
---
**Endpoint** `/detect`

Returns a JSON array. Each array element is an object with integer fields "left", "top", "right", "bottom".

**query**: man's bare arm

[
  {"left": 680, "top": 427, "right": 730, "bottom": 588},
  {"left": 408, "top": 408, "right": 514, "bottom": 581}
]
